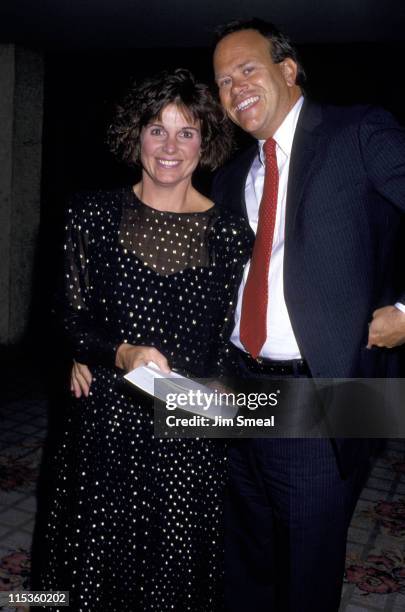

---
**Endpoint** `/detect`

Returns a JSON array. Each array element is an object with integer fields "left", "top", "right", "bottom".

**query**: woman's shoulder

[
  {"left": 213, "top": 207, "right": 252, "bottom": 236},
  {"left": 67, "top": 187, "right": 129, "bottom": 227},
  {"left": 68, "top": 187, "right": 127, "bottom": 212},
  {"left": 211, "top": 207, "right": 254, "bottom": 255}
]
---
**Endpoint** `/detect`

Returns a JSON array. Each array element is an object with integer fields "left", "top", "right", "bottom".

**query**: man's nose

[{"left": 231, "top": 77, "right": 248, "bottom": 97}]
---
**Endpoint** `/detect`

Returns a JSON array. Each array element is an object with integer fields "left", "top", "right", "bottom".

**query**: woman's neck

[{"left": 133, "top": 176, "right": 211, "bottom": 213}]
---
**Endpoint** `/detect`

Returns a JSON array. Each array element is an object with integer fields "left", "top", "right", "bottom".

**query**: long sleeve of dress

[{"left": 60, "top": 196, "right": 118, "bottom": 367}]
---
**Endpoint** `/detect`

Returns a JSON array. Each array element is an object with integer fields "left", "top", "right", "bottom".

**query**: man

[{"left": 212, "top": 18, "right": 405, "bottom": 612}]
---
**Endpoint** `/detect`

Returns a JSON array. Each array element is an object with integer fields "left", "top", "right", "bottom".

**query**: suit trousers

[{"left": 223, "top": 350, "right": 370, "bottom": 612}]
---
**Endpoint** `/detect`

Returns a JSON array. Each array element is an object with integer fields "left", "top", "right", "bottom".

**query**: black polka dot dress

[{"left": 38, "top": 187, "right": 252, "bottom": 611}]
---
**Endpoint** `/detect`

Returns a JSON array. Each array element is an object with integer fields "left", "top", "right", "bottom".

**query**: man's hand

[
  {"left": 71, "top": 361, "right": 93, "bottom": 398},
  {"left": 367, "top": 306, "right": 405, "bottom": 348},
  {"left": 115, "top": 344, "right": 170, "bottom": 374}
]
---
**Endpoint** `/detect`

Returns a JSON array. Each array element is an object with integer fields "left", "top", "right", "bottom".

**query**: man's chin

[{"left": 234, "top": 115, "right": 265, "bottom": 139}]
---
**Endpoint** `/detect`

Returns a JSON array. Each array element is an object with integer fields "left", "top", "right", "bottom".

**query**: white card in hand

[
  {"left": 124, "top": 362, "right": 237, "bottom": 419},
  {"left": 124, "top": 361, "right": 183, "bottom": 396}
]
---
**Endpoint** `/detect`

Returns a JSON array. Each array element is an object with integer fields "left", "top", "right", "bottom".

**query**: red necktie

[{"left": 240, "top": 138, "right": 279, "bottom": 358}]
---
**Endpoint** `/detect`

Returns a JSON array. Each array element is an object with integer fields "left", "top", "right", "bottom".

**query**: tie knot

[
  {"left": 264, "top": 137, "right": 276, "bottom": 157},
  {"left": 263, "top": 138, "right": 276, "bottom": 162}
]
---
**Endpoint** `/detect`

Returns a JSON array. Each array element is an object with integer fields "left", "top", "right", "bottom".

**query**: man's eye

[
  {"left": 243, "top": 67, "right": 253, "bottom": 75},
  {"left": 219, "top": 78, "right": 231, "bottom": 88}
]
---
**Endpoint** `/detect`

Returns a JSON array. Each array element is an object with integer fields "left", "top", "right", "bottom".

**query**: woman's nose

[{"left": 162, "top": 135, "right": 177, "bottom": 153}]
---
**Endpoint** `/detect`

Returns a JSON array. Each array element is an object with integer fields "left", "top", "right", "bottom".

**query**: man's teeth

[
  {"left": 158, "top": 159, "right": 180, "bottom": 167},
  {"left": 236, "top": 96, "right": 259, "bottom": 111}
]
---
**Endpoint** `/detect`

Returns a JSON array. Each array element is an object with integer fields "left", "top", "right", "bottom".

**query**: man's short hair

[{"left": 214, "top": 18, "right": 306, "bottom": 87}]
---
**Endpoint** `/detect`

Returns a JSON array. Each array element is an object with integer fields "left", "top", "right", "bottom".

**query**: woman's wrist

[{"left": 115, "top": 342, "right": 133, "bottom": 369}]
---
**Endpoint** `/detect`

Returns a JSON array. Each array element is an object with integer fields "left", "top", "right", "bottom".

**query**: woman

[{"left": 37, "top": 69, "right": 252, "bottom": 610}]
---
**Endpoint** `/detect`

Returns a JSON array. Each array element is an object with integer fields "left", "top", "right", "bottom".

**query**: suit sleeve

[
  {"left": 360, "top": 107, "right": 405, "bottom": 208},
  {"left": 359, "top": 108, "right": 405, "bottom": 303}
]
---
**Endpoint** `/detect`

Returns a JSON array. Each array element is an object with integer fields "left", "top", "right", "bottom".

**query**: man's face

[{"left": 214, "top": 29, "right": 301, "bottom": 139}]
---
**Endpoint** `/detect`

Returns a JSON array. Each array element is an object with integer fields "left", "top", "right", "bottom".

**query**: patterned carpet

[
  {"left": 0, "top": 397, "right": 46, "bottom": 611},
  {"left": 0, "top": 392, "right": 405, "bottom": 611},
  {"left": 341, "top": 440, "right": 405, "bottom": 611}
]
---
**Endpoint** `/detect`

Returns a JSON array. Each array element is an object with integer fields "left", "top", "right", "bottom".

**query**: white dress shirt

[{"left": 231, "top": 96, "right": 304, "bottom": 360}]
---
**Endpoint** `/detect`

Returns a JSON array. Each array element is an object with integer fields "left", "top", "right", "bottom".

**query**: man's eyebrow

[
  {"left": 215, "top": 60, "right": 255, "bottom": 79},
  {"left": 237, "top": 60, "right": 255, "bottom": 69}
]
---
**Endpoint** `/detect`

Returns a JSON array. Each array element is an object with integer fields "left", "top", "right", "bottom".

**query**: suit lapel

[
  {"left": 234, "top": 145, "right": 257, "bottom": 219},
  {"left": 285, "top": 100, "right": 324, "bottom": 235}
]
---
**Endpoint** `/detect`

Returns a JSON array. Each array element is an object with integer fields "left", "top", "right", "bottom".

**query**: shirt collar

[{"left": 258, "top": 95, "right": 304, "bottom": 164}]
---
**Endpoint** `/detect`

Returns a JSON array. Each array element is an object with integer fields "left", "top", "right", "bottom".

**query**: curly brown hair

[{"left": 107, "top": 68, "right": 234, "bottom": 171}]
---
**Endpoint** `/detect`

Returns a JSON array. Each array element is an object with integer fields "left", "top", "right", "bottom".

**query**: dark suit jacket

[
  {"left": 213, "top": 100, "right": 405, "bottom": 474},
  {"left": 213, "top": 99, "right": 405, "bottom": 379}
]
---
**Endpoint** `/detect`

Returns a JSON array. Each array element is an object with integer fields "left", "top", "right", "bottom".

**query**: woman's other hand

[
  {"left": 115, "top": 344, "right": 170, "bottom": 374},
  {"left": 71, "top": 360, "right": 93, "bottom": 398}
]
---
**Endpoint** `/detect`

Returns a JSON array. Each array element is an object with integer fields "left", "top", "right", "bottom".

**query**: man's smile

[{"left": 234, "top": 96, "right": 260, "bottom": 113}]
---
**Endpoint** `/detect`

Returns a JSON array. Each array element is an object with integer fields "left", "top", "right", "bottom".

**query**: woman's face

[{"left": 140, "top": 103, "right": 202, "bottom": 188}]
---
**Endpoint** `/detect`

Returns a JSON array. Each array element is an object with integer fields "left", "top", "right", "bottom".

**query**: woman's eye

[
  {"left": 219, "top": 78, "right": 231, "bottom": 88},
  {"left": 243, "top": 66, "right": 253, "bottom": 75},
  {"left": 180, "top": 130, "right": 193, "bottom": 139},
  {"left": 150, "top": 127, "right": 164, "bottom": 136}
]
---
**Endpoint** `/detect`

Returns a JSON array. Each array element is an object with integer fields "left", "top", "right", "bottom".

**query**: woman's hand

[
  {"left": 71, "top": 360, "right": 93, "bottom": 398},
  {"left": 115, "top": 344, "right": 170, "bottom": 374},
  {"left": 70, "top": 346, "right": 169, "bottom": 398}
]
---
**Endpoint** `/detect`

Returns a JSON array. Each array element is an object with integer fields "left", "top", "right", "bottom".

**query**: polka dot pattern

[{"left": 38, "top": 187, "right": 252, "bottom": 611}]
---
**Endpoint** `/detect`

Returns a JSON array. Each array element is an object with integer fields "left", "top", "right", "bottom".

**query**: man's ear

[{"left": 280, "top": 58, "right": 298, "bottom": 87}]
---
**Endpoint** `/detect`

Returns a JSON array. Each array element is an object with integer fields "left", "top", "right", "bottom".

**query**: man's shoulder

[
  {"left": 217, "top": 143, "right": 257, "bottom": 176},
  {"left": 305, "top": 99, "right": 398, "bottom": 132},
  {"left": 212, "top": 144, "right": 257, "bottom": 196},
  {"left": 211, "top": 145, "right": 256, "bottom": 213}
]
